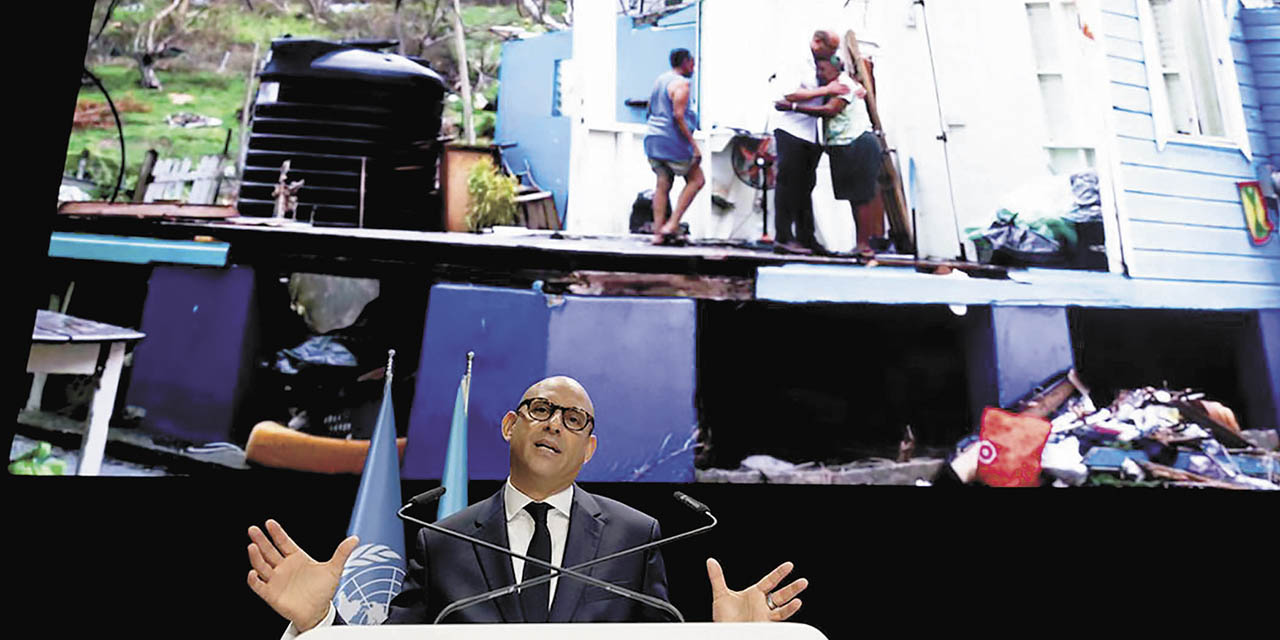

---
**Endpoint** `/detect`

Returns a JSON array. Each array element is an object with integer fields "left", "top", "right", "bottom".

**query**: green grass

[{"left": 68, "top": 64, "right": 251, "bottom": 198}]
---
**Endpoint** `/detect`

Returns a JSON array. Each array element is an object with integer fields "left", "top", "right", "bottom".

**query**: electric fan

[{"left": 728, "top": 129, "right": 776, "bottom": 243}]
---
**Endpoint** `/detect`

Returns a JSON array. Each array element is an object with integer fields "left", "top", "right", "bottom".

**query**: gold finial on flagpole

[{"left": 385, "top": 349, "right": 397, "bottom": 386}]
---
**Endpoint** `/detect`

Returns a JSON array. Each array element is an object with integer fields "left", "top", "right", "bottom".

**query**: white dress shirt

[
  {"left": 771, "top": 44, "right": 823, "bottom": 144},
  {"left": 282, "top": 480, "right": 573, "bottom": 639},
  {"left": 503, "top": 479, "right": 574, "bottom": 612}
]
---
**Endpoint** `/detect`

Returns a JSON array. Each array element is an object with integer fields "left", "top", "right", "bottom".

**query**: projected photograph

[{"left": 16, "top": 0, "right": 1278, "bottom": 490}]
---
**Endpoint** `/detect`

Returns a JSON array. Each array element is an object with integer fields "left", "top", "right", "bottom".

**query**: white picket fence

[{"left": 143, "top": 155, "right": 224, "bottom": 204}]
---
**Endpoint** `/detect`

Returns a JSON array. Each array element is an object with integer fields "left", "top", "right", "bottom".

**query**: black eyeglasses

[{"left": 517, "top": 397, "right": 594, "bottom": 433}]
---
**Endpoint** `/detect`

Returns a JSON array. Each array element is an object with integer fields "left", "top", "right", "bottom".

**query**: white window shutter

[
  {"left": 1138, "top": 0, "right": 1173, "bottom": 150},
  {"left": 1207, "top": 0, "right": 1254, "bottom": 160}
]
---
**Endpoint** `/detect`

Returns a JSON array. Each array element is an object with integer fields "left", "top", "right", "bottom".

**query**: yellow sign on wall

[{"left": 1238, "top": 181, "right": 1276, "bottom": 246}]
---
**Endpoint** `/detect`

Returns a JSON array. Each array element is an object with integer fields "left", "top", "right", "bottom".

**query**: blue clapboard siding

[
  {"left": 1242, "top": 7, "right": 1280, "bottom": 168},
  {"left": 1103, "top": 0, "right": 1280, "bottom": 285}
]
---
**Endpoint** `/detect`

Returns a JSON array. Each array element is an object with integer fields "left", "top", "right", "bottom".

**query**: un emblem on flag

[{"left": 335, "top": 544, "right": 406, "bottom": 625}]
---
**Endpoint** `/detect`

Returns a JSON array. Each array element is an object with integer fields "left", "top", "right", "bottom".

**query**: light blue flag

[
  {"left": 333, "top": 360, "right": 406, "bottom": 625},
  {"left": 438, "top": 372, "right": 470, "bottom": 520}
]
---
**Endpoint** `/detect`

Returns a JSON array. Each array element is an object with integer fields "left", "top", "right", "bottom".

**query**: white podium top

[{"left": 303, "top": 623, "right": 827, "bottom": 640}]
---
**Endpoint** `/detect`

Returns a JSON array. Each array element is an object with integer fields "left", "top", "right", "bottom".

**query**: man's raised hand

[
  {"left": 247, "top": 519, "right": 359, "bottom": 632},
  {"left": 706, "top": 557, "right": 809, "bottom": 623}
]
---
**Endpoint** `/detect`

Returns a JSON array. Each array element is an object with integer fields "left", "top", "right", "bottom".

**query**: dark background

[{"left": 7, "top": 3, "right": 1270, "bottom": 637}]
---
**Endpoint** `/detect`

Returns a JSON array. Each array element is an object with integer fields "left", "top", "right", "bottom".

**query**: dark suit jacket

[{"left": 384, "top": 484, "right": 670, "bottom": 623}]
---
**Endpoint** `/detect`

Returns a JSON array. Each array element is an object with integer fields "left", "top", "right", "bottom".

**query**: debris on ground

[
  {"left": 8, "top": 440, "right": 66, "bottom": 475},
  {"left": 696, "top": 453, "right": 946, "bottom": 486},
  {"left": 949, "top": 373, "right": 1279, "bottom": 490},
  {"left": 165, "top": 112, "right": 223, "bottom": 128}
]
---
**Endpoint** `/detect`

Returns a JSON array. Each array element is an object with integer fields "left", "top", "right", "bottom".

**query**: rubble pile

[{"left": 952, "top": 384, "right": 1279, "bottom": 490}]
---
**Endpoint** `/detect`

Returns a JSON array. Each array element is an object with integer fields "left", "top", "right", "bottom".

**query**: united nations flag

[{"left": 333, "top": 350, "right": 406, "bottom": 625}]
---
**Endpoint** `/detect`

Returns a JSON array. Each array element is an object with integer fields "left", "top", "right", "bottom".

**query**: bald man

[
  {"left": 771, "top": 29, "right": 847, "bottom": 255},
  {"left": 249, "top": 377, "right": 807, "bottom": 635}
]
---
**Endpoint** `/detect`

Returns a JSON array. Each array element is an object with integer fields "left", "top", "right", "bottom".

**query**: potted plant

[{"left": 465, "top": 156, "right": 518, "bottom": 232}]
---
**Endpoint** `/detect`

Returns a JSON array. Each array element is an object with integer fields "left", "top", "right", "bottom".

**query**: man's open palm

[
  {"left": 247, "top": 519, "right": 359, "bottom": 632},
  {"left": 706, "top": 557, "right": 808, "bottom": 623}
]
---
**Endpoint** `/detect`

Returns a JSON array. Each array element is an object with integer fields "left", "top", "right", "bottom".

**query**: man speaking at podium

[{"left": 247, "top": 376, "right": 808, "bottom": 636}]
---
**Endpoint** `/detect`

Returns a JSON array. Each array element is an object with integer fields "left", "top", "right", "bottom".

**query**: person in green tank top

[{"left": 775, "top": 57, "right": 884, "bottom": 256}]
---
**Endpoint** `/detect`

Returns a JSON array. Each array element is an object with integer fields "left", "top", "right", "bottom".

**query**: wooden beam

[
  {"left": 846, "top": 29, "right": 914, "bottom": 255},
  {"left": 58, "top": 202, "right": 238, "bottom": 219},
  {"left": 553, "top": 271, "right": 755, "bottom": 300}
]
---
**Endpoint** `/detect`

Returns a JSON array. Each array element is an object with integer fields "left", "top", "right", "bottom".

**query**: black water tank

[{"left": 238, "top": 38, "right": 447, "bottom": 230}]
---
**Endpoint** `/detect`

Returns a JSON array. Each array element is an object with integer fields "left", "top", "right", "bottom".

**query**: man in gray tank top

[{"left": 643, "top": 48, "right": 704, "bottom": 245}]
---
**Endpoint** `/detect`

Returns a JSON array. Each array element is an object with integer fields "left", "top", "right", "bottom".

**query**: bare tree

[
  {"left": 131, "top": 0, "right": 194, "bottom": 90},
  {"left": 450, "top": 0, "right": 475, "bottom": 143},
  {"left": 304, "top": 0, "right": 329, "bottom": 24},
  {"left": 517, "top": 0, "right": 571, "bottom": 30}
]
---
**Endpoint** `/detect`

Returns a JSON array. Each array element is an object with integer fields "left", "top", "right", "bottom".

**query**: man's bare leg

[
  {"left": 652, "top": 171, "right": 673, "bottom": 244},
  {"left": 662, "top": 164, "right": 705, "bottom": 237}
]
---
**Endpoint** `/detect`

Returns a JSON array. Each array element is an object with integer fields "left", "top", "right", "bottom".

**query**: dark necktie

[{"left": 520, "top": 502, "right": 552, "bottom": 623}]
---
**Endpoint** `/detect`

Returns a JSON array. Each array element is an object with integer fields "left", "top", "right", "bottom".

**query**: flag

[
  {"left": 1238, "top": 181, "right": 1276, "bottom": 246},
  {"left": 438, "top": 362, "right": 472, "bottom": 520},
  {"left": 333, "top": 355, "right": 406, "bottom": 625}
]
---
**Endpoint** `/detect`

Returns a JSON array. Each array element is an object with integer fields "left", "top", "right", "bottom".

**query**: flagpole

[
  {"left": 385, "top": 349, "right": 396, "bottom": 388},
  {"left": 463, "top": 351, "right": 474, "bottom": 415}
]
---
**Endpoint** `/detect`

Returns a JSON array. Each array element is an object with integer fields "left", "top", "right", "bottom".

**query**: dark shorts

[
  {"left": 828, "top": 131, "right": 882, "bottom": 205},
  {"left": 648, "top": 157, "right": 695, "bottom": 178}
]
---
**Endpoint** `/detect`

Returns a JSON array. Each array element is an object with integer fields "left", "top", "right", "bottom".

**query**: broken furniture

[{"left": 25, "top": 310, "right": 145, "bottom": 475}]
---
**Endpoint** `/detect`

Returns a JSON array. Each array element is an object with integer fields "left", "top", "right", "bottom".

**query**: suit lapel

[
  {"left": 471, "top": 490, "right": 521, "bottom": 623},
  {"left": 548, "top": 485, "right": 604, "bottom": 622}
]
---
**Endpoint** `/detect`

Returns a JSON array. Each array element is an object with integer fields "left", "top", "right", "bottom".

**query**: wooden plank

[
  {"left": 1104, "top": 35, "right": 1145, "bottom": 62},
  {"left": 1242, "top": 8, "right": 1280, "bottom": 27},
  {"left": 1115, "top": 136, "right": 1254, "bottom": 177},
  {"left": 550, "top": 271, "right": 755, "bottom": 301},
  {"left": 1254, "top": 72, "right": 1280, "bottom": 88},
  {"left": 1113, "top": 109, "right": 1157, "bottom": 140},
  {"left": 1126, "top": 249, "right": 1280, "bottom": 284},
  {"left": 79, "top": 342, "right": 126, "bottom": 475},
  {"left": 1129, "top": 220, "right": 1280, "bottom": 258},
  {"left": 1242, "top": 24, "right": 1280, "bottom": 41},
  {"left": 189, "top": 155, "right": 223, "bottom": 205},
  {"left": 1252, "top": 54, "right": 1280, "bottom": 73},
  {"left": 1122, "top": 191, "right": 1254, "bottom": 228},
  {"left": 1120, "top": 163, "right": 1253, "bottom": 201},
  {"left": 47, "top": 232, "right": 230, "bottom": 268},
  {"left": 1107, "top": 56, "right": 1148, "bottom": 86},
  {"left": 1238, "top": 82, "right": 1259, "bottom": 111},
  {"left": 26, "top": 343, "right": 100, "bottom": 375},
  {"left": 133, "top": 150, "right": 158, "bottom": 204},
  {"left": 754, "top": 262, "right": 1280, "bottom": 309},
  {"left": 1101, "top": 0, "right": 1139, "bottom": 21},
  {"left": 1232, "top": 39, "right": 1250, "bottom": 63},
  {"left": 1112, "top": 82, "right": 1151, "bottom": 113},
  {"left": 1251, "top": 41, "right": 1280, "bottom": 56},
  {"left": 168, "top": 158, "right": 193, "bottom": 200},
  {"left": 34, "top": 309, "right": 145, "bottom": 342},
  {"left": 59, "top": 201, "right": 237, "bottom": 218},
  {"left": 1245, "top": 107, "right": 1266, "bottom": 134}
]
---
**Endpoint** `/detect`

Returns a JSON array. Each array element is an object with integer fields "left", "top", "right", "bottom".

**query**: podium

[{"left": 304, "top": 623, "right": 828, "bottom": 639}]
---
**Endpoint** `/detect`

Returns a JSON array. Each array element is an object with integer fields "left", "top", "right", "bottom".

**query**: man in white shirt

[
  {"left": 771, "top": 30, "right": 848, "bottom": 255},
  {"left": 248, "top": 376, "right": 809, "bottom": 634}
]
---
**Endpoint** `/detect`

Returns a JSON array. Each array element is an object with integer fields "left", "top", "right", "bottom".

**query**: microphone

[
  {"left": 396, "top": 488, "right": 692, "bottom": 624},
  {"left": 430, "top": 490, "right": 717, "bottom": 624}
]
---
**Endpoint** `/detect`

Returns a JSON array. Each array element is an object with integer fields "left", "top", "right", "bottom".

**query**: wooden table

[{"left": 26, "top": 310, "right": 145, "bottom": 475}]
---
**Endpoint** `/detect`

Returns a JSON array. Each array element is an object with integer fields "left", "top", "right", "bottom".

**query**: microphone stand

[
  {"left": 396, "top": 490, "right": 690, "bottom": 623},
  {"left": 433, "top": 492, "right": 717, "bottom": 624}
]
